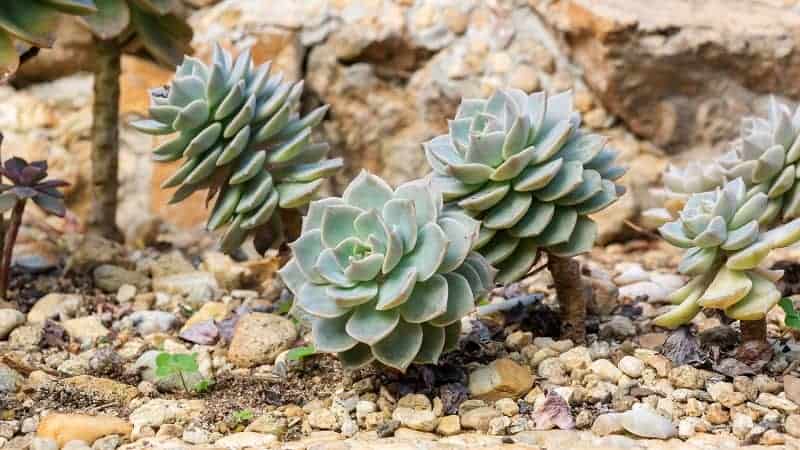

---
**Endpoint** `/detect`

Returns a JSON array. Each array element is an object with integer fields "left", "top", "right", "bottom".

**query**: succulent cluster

[
  {"left": 645, "top": 98, "right": 800, "bottom": 229},
  {"left": 134, "top": 45, "right": 340, "bottom": 252},
  {"left": 425, "top": 89, "right": 626, "bottom": 284},
  {"left": 0, "top": 0, "right": 97, "bottom": 78},
  {"left": 81, "top": 0, "right": 191, "bottom": 66},
  {"left": 654, "top": 178, "right": 800, "bottom": 328},
  {"left": 0, "top": 157, "right": 68, "bottom": 217},
  {"left": 279, "top": 172, "right": 495, "bottom": 371},
  {"left": 717, "top": 98, "right": 800, "bottom": 225}
]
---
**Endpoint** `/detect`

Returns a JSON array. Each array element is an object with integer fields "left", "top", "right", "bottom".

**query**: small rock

[
  {"left": 668, "top": 365, "right": 705, "bottom": 389},
  {"left": 614, "top": 264, "right": 650, "bottom": 284},
  {"left": 619, "top": 281, "right": 669, "bottom": 302},
  {"left": 488, "top": 416, "right": 511, "bottom": 435},
  {"left": 707, "top": 382, "right": 746, "bottom": 408},
  {"left": 63, "top": 441, "right": 91, "bottom": 450},
  {"left": 590, "top": 359, "right": 623, "bottom": 383},
  {"left": 756, "top": 392, "right": 798, "bottom": 413},
  {"left": 0, "top": 364, "right": 22, "bottom": 393},
  {"left": 599, "top": 316, "right": 636, "bottom": 339},
  {"left": 37, "top": 414, "right": 131, "bottom": 447},
  {"left": 181, "top": 302, "right": 228, "bottom": 332},
  {"left": 504, "top": 331, "right": 532, "bottom": 350},
  {"left": 617, "top": 356, "right": 644, "bottom": 378},
  {"left": 731, "top": 412, "right": 753, "bottom": 440},
  {"left": 93, "top": 265, "right": 150, "bottom": 293},
  {"left": 436, "top": 415, "right": 461, "bottom": 436},
  {"left": 153, "top": 271, "right": 219, "bottom": 305},
  {"left": 128, "top": 399, "right": 204, "bottom": 432},
  {"left": 786, "top": 414, "right": 800, "bottom": 438},
  {"left": 537, "top": 358, "right": 568, "bottom": 385},
  {"left": 638, "top": 332, "right": 667, "bottom": 349},
  {"left": 495, "top": 398, "right": 519, "bottom": 416},
  {"left": 592, "top": 413, "right": 624, "bottom": 436},
  {"left": 704, "top": 403, "right": 729, "bottom": 425},
  {"left": 27, "top": 294, "right": 81, "bottom": 323},
  {"left": 12, "top": 241, "right": 60, "bottom": 273},
  {"left": 558, "top": 346, "right": 592, "bottom": 371},
  {"left": 10, "top": 324, "right": 43, "bottom": 348},
  {"left": 31, "top": 437, "right": 58, "bottom": 450},
  {"left": 182, "top": 427, "right": 211, "bottom": 445},
  {"left": 62, "top": 317, "right": 108, "bottom": 343},
  {"left": 124, "top": 311, "right": 176, "bottom": 336},
  {"left": 468, "top": 358, "right": 533, "bottom": 400},
  {"left": 116, "top": 285, "right": 136, "bottom": 303},
  {"left": 784, "top": 375, "right": 800, "bottom": 405},
  {"left": 214, "top": 432, "right": 276, "bottom": 449},
  {"left": 307, "top": 409, "right": 338, "bottom": 430},
  {"left": 62, "top": 376, "right": 139, "bottom": 405},
  {"left": 228, "top": 313, "right": 297, "bottom": 368},
  {"left": 376, "top": 420, "right": 400, "bottom": 438},
  {"left": 0, "top": 309, "right": 25, "bottom": 338},
  {"left": 760, "top": 429, "right": 785, "bottom": 446},
  {"left": 460, "top": 406, "right": 501, "bottom": 431},
  {"left": 753, "top": 374, "right": 782, "bottom": 393},
  {"left": 91, "top": 435, "right": 120, "bottom": 450},
  {"left": 392, "top": 407, "right": 438, "bottom": 432},
  {"left": 619, "top": 405, "right": 675, "bottom": 439}
]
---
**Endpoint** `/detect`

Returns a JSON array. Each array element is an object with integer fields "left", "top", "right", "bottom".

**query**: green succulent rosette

[
  {"left": 279, "top": 172, "right": 496, "bottom": 371},
  {"left": 643, "top": 161, "right": 726, "bottom": 227},
  {"left": 424, "top": 89, "right": 626, "bottom": 284},
  {"left": 718, "top": 97, "right": 800, "bottom": 225},
  {"left": 655, "top": 178, "right": 800, "bottom": 328},
  {"left": 134, "top": 45, "right": 341, "bottom": 252},
  {"left": 0, "top": 0, "right": 97, "bottom": 78}
]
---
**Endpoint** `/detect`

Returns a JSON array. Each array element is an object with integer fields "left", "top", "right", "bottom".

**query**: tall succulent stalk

[
  {"left": 88, "top": 39, "right": 123, "bottom": 241},
  {"left": 0, "top": 201, "right": 24, "bottom": 299},
  {"left": 548, "top": 254, "right": 587, "bottom": 342}
]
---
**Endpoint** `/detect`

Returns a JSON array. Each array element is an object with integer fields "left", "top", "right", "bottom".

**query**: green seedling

[
  {"left": 233, "top": 409, "right": 254, "bottom": 424},
  {"left": 780, "top": 298, "right": 800, "bottom": 330},
  {"left": 155, "top": 352, "right": 210, "bottom": 394},
  {"left": 286, "top": 345, "right": 315, "bottom": 362}
]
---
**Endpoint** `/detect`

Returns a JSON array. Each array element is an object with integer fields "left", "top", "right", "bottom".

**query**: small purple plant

[{"left": 0, "top": 141, "right": 68, "bottom": 299}]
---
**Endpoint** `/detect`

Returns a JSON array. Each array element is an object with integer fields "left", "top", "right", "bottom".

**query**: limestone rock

[
  {"left": 27, "top": 294, "right": 81, "bottom": 323},
  {"left": 213, "top": 432, "right": 277, "bottom": 448},
  {"left": 468, "top": 358, "right": 534, "bottom": 401},
  {"left": 61, "top": 376, "right": 139, "bottom": 406},
  {"left": 619, "top": 405, "right": 675, "bottom": 439},
  {"left": 62, "top": 317, "right": 109, "bottom": 343},
  {"left": 0, "top": 309, "right": 25, "bottom": 339},
  {"left": 228, "top": 313, "right": 297, "bottom": 368}
]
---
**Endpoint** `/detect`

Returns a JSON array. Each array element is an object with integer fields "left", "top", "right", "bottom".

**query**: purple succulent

[{"left": 0, "top": 157, "right": 69, "bottom": 217}]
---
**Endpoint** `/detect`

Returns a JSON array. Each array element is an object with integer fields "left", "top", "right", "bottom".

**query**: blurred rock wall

[{"left": 4, "top": 0, "right": 800, "bottom": 244}]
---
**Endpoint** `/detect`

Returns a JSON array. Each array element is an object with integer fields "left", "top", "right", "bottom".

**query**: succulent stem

[
  {"left": 0, "top": 133, "right": 4, "bottom": 273},
  {"left": 0, "top": 200, "right": 25, "bottom": 300},
  {"left": 740, "top": 318, "right": 767, "bottom": 343},
  {"left": 548, "top": 253, "right": 587, "bottom": 343},
  {"left": 87, "top": 38, "right": 123, "bottom": 242}
]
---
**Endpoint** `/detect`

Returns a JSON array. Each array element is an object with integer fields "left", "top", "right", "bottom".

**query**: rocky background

[{"left": 8, "top": 0, "right": 800, "bottom": 245}]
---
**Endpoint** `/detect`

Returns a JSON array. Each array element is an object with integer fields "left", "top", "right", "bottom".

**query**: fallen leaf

[
  {"left": 735, "top": 340, "right": 773, "bottom": 372},
  {"left": 713, "top": 357, "right": 755, "bottom": 378},
  {"left": 662, "top": 326, "right": 707, "bottom": 366}
]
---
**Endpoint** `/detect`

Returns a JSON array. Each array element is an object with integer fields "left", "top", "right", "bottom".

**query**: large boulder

[{"left": 532, "top": 0, "right": 800, "bottom": 153}]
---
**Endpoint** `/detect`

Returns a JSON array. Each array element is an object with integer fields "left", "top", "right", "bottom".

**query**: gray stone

[
  {"left": 227, "top": 313, "right": 297, "bottom": 368},
  {"left": 123, "top": 311, "right": 177, "bottom": 336},
  {"left": 0, "top": 309, "right": 25, "bottom": 339},
  {"left": 619, "top": 405, "right": 675, "bottom": 439},
  {"left": 93, "top": 265, "right": 150, "bottom": 293}
]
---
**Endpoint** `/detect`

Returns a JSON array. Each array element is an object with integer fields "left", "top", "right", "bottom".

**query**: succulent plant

[
  {"left": 425, "top": 89, "right": 626, "bottom": 284},
  {"left": 0, "top": 157, "right": 68, "bottom": 217},
  {"left": 642, "top": 161, "right": 727, "bottom": 227},
  {"left": 279, "top": 172, "right": 495, "bottom": 371},
  {"left": 0, "top": 0, "right": 97, "bottom": 79},
  {"left": 134, "top": 45, "right": 341, "bottom": 252},
  {"left": 0, "top": 155, "right": 69, "bottom": 299},
  {"left": 80, "top": 0, "right": 191, "bottom": 66},
  {"left": 716, "top": 97, "right": 800, "bottom": 226},
  {"left": 654, "top": 178, "right": 800, "bottom": 328}
]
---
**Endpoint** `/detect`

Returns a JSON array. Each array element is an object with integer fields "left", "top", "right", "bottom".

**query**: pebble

[
  {"left": 91, "top": 435, "right": 120, "bottom": 450},
  {"left": 558, "top": 346, "right": 592, "bottom": 371},
  {"left": 617, "top": 356, "right": 644, "bottom": 378},
  {"left": 30, "top": 437, "right": 57, "bottom": 450},
  {"left": 116, "top": 285, "right": 137, "bottom": 303},
  {"left": 487, "top": 416, "right": 510, "bottom": 435},
  {"left": 760, "top": 429, "right": 785, "bottom": 445},
  {"left": 62, "top": 375, "right": 139, "bottom": 405},
  {"left": 756, "top": 392, "right": 799, "bottom": 413},
  {"left": 591, "top": 413, "right": 623, "bottom": 436},
  {"left": 786, "top": 414, "right": 800, "bottom": 438},
  {"left": 468, "top": 358, "right": 533, "bottom": 400},
  {"left": 494, "top": 398, "right": 519, "bottom": 416},
  {"left": 227, "top": 313, "right": 297, "bottom": 368},
  {"left": 731, "top": 412, "right": 753, "bottom": 439},
  {"left": 0, "top": 309, "right": 25, "bottom": 339},
  {"left": 590, "top": 359, "right": 623, "bottom": 383},
  {"left": 392, "top": 407, "right": 438, "bottom": 432},
  {"left": 668, "top": 366, "right": 705, "bottom": 389},
  {"left": 128, "top": 399, "right": 204, "bottom": 433},
  {"left": 537, "top": 358, "right": 568, "bottom": 385},
  {"left": 307, "top": 409, "right": 339, "bottom": 430},
  {"left": 92, "top": 265, "right": 150, "bottom": 293},
  {"left": 124, "top": 310, "right": 177, "bottom": 335},
  {"left": 36, "top": 414, "right": 131, "bottom": 447},
  {"left": 214, "top": 432, "right": 277, "bottom": 448},
  {"left": 704, "top": 403, "right": 729, "bottom": 425},
  {"left": 62, "top": 317, "right": 109, "bottom": 343},
  {"left": 181, "top": 302, "right": 228, "bottom": 331},
  {"left": 504, "top": 331, "right": 532, "bottom": 350},
  {"left": 27, "top": 294, "right": 81, "bottom": 323},
  {"left": 784, "top": 375, "right": 800, "bottom": 405},
  {"left": 460, "top": 406, "right": 501, "bottom": 431},
  {"left": 436, "top": 415, "right": 461, "bottom": 436},
  {"left": 63, "top": 440, "right": 91, "bottom": 450},
  {"left": 614, "top": 265, "right": 650, "bottom": 284},
  {"left": 599, "top": 316, "right": 637, "bottom": 339},
  {"left": 619, "top": 405, "right": 675, "bottom": 439},
  {"left": 619, "top": 281, "right": 669, "bottom": 303},
  {"left": 182, "top": 427, "right": 211, "bottom": 445},
  {"left": 153, "top": 271, "right": 219, "bottom": 306}
]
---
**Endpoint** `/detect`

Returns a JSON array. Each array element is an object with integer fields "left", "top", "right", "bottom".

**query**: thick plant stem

[
  {"left": 548, "top": 253, "right": 587, "bottom": 343},
  {"left": 0, "top": 201, "right": 25, "bottom": 300},
  {"left": 0, "top": 132, "right": 4, "bottom": 269},
  {"left": 740, "top": 318, "right": 767, "bottom": 343},
  {"left": 87, "top": 39, "right": 123, "bottom": 242}
]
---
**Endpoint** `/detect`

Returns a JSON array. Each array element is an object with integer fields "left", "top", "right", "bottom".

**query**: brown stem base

[
  {"left": 87, "top": 39, "right": 123, "bottom": 242},
  {"left": 0, "top": 201, "right": 25, "bottom": 300},
  {"left": 740, "top": 318, "right": 767, "bottom": 343},
  {"left": 547, "top": 253, "right": 587, "bottom": 343}
]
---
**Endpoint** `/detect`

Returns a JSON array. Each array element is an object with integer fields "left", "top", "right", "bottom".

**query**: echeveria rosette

[
  {"left": 279, "top": 172, "right": 496, "bottom": 371},
  {"left": 0, "top": 157, "right": 69, "bottom": 217},
  {"left": 425, "top": 89, "right": 626, "bottom": 284},
  {"left": 717, "top": 97, "right": 800, "bottom": 226},
  {"left": 642, "top": 161, "right": 727, "bottom": 228},
  {"left": 133, "top": 45, "right": 341, "bottom": 252},
  {"left": 0, "top": 0, "right": 97, "bottom": 79},
  {"left": 654, "top": 178, "right": 800, "bottom": 329}
]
